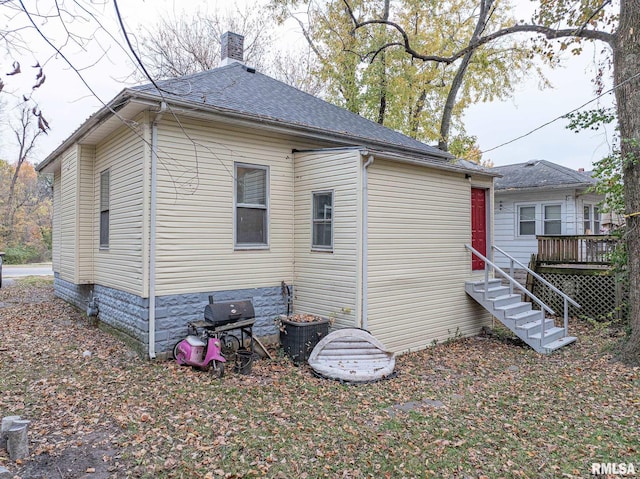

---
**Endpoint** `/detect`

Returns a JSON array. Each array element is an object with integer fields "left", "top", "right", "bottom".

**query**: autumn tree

[
  {"left": 0, "top": 102, "right": 51, "bottom": 262},
  {"left": 0, "top": 159, "right": 52, "bottom": 263},
  {"left": 4, "top": 104, "right": 45, "bottom": 226},
  {"left": 270, "top": 0, "right": 543, "bottom": 153}
]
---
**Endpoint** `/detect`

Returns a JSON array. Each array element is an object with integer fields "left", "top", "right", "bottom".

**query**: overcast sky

[{"left": 0, "top": 0, "right": 616, "bottom": 171}]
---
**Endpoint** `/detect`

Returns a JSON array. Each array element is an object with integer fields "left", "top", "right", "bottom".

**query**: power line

[
  {"left": 112, "top": 0, "right": 238, "bottom": 189},
  {"left": 16, "top": 0, "right": 245, "bottom": 200},
  {"left": 481, "top": 69, "right": 640, "bottom": 155}
]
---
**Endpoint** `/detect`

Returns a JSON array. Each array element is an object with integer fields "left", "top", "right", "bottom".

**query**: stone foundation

[{"left": 53, "top": 275, "right": 285, "bottom": 356}]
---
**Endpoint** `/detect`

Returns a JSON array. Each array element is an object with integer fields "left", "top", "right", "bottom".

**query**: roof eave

[
  {"left": 495, "top": 183, "right": 595, "bottom": 193},
  {"left": 36, "top": 89, "right": 140, "bottom": 173},
  {"left": 359, "top": 148, "right": 499, "bottom": 177},
  {"left": 129, "top": 90, "right": 454, "bottom": 161}
]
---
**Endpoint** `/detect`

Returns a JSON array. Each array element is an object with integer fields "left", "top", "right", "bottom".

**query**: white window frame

[
  {"left": 594, "top": 205, "right": 601, "bottom": 233},
  {"left": 311, "top": 190, "right": 334, "bottom": 252},
  {"left": 516, "top": 204, "right": 537, "bottom": 237},
  {"left": 583, "top": 204, "right": 592, "bottom": 234},
  {"left": 584, "top": 204, "right": 602, "bottom": 234},
  {"left": 234, "top": 162, "right": 269, "bottom": 249},
  {"left": 99, "top": 169, "right": 110, "bottom": 249},
  {"left": 542, "top": 203, "right": 562, "bottom": 235}
]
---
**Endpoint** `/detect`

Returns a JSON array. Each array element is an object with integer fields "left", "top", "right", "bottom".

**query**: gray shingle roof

[
  {"left": 493, "top": 160, "right": 595, "bottom": 190},
  {"left": 132, "top": 63, "right": 450, "bottom": 159}
]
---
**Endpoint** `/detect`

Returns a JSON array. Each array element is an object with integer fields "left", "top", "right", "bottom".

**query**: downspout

[
  {"left": 362, "top": 154, "right": 374, "bottom": 331},
  {"left": 149, "top": 101, "right": 167, "bottom": 359}
]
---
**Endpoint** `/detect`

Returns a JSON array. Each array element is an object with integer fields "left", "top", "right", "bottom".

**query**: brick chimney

[
  {"left": 220, "top": 32, "right": 244, "bottom": 66},
  {"left": 578, "top": 168, "right": 585, "bottom": 172}
]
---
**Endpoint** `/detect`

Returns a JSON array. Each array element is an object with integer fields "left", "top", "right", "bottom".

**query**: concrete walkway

[
  {"left": 2, "top": 263, "right": 53, "bottom": 278},
  {"left": 1, "top": 263, "right": 53, "bottom": 287}
]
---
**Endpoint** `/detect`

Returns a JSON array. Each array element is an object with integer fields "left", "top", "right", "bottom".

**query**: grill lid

[{"left": 204, "top": 300, "right": 255, "bottom": 327}]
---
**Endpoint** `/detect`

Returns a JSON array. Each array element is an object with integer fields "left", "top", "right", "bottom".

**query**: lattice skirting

[{"left": 530, "top": 269, "right": 627, "bottom": 321}]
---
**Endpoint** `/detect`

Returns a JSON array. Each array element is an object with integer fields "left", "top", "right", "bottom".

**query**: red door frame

[{"left": 471, "top": 188, "right": 487, "bottom": 270}]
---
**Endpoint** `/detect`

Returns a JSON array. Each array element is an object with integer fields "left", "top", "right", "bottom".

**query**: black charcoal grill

[
  {"left": 188, "top": 298, "right": 256, "bottom": 351},
  {"left": 204, "top": 299, "right": 255, "bottom": 328}
]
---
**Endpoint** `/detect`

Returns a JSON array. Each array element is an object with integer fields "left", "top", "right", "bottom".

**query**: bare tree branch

[{"left": 343, "top": 0, "right": 615, "bottom": 66}]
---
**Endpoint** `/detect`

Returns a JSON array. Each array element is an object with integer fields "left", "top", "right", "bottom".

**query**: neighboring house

[
  {"left": 36, "top": 33, "right": 495, "bottom": 358},
  {"left": 493, "top": 160, "right": 603, "bottom": 269}
]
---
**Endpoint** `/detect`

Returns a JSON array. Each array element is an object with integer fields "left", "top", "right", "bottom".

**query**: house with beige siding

[{"left": 37, "top": 33, "right": 496, "bottom": 358}]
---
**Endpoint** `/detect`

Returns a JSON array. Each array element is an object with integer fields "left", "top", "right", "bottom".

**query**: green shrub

[{"left": 3, "top": 245, "right": 43, "bottom": 264}]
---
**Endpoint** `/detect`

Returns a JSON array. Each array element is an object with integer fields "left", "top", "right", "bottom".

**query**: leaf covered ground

[{"left": 0, "top": 280, "right": 638, "bottom": 478}]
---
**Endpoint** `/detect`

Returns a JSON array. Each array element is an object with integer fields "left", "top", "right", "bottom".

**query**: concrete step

[
  {"left": 483, "top": 286, "right": 511, "bottom": 299},
  {"left": 467, "top": 279, "right": 502, "bottom": 293},
  {"left": 529, "top": 326, "right": 566, "bottom": 344},
  {"left": 495, "top": 301, "right": 532, "bottom": 318},
  {"left": 516, "top": 318, "right": 555, "bottom": 336},
  {"left": 508, "top": 309, "right": 543, "bottom": 325},
  {"left": 542, "top": 336, "right": 577, "bottom": 352},
  {"left": 490, "top": 294, "right": 522, "bottom": 308}
]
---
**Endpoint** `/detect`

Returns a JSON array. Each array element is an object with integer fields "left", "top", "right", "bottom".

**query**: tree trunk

[
  {"left": 439, "top": 0, "right": 493, "bottom": 151},
  {"left": 376, "top": 0, "right": 391, "bottom": 125},
  {"left": 410, "top": 89, "right": 427, "bottom": 138},
  {"left": 615, "top": 0, "right": 640, "bottom": 363}
]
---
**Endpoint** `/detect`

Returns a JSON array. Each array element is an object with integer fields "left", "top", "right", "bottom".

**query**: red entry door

[{"left": 471, "top": 188, "right": 487, "bottom": 270}]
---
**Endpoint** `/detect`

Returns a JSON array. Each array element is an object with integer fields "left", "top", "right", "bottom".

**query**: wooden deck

[
  {"left": 536, "top": 235, "right": 618, "bottom": 265},
  {"left": 529, "top": 235, "right": 624, "bottom": 320}
]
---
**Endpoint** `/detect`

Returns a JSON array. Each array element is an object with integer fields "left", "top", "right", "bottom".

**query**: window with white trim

[
  {"left": 312, "top": 190, "right": 333, "bottom": 251},
  {"left": 518, "top": 205, "right": 536, "bottom": 236},
  {"left": 583, "top": 205, "right": 591, "bottom": 233},
  {"left": 235, "top": 163, "right": 268, "bottom": 247},
  {"left": 100, "top": 169, "right": 110, "bottom": 248},
  {"left": 543, "top": 204, "right": 562, "bottom": 234},
  {"left": 584, "top": 205, "right": 602, "bottom": 234}
]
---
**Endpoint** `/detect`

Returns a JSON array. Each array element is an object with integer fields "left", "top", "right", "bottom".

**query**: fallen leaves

[{"left": 0, "top": 282, "right": 639, "bottom": 478}]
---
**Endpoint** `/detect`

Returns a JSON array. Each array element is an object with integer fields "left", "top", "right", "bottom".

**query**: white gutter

[
  {"left": 361, "top": 154, "right": 374, "bottom": 330},
  {"left": 148, "top": 101, "right": 167, "bottom": 359}
]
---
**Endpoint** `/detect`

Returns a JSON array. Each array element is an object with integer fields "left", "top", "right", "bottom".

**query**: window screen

[
  {"left": 312, "top": 191, "right": 333, "bottom": 250},
  {"left": 235, "top": 164, "right": 268, "bottom": 247},
  {"left": 519, "top": 206, "right": 536, "bottom": 236},
  {"left": 100, "top": 169, "right": 110, "bottom": 248},
  {"left": 544, "top": 205, "right": 562, "bottom": 235}
]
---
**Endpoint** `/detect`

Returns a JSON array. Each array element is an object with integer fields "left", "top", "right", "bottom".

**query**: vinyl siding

[
  {"left": 293, "top": 149, "right": 361, "bottom": 328},
  {"left": 52, "top": 172, "right": 61, "bottom": 273},
  {"left": 152, "top": 117, "right": 304, "bottom": 295},
  {"left": 367, "top": 159, "right": 490, "bottom": 353},
  {"left": 494, "top": 189, "right": 583, "bottom": 268},
  {"left": 77, "top": 145, "right": 95, "bottom": 283},
  {"left": 93, "top": 124, "right": 146, "bottom": 296},
  {"left": 59, "top": 147, "right": 78, "bottom": 282}
]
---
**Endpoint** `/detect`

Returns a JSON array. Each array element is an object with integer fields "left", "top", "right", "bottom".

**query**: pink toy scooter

[{"left": 173, "top": 330, "right": 226, "bottom": 378}]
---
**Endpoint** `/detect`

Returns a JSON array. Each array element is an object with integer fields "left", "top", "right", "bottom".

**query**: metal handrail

[
  {"left": 493, "top": 245, "right": 580, "bottom": 336},
  {"left": 467, "top": 244, "right": 581, "bottom": 338},
  {"left": 493, "top": 246, "right": 581, "bottom": 309},
  {"left": 465, "top": 244, "right": 555, "bottom": 325}
]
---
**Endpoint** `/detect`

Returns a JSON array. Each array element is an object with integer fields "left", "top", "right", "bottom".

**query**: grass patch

[{"left": 15, "top": 276, "right": 54, "bottom": 286}]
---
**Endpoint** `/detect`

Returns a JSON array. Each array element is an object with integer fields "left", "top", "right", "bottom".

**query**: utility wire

[
  {"left": 17, "top": 0, "right": 247, "bottom": 202},
  {"left": 112, "top": 0, "right": 238, "bottom": 189},
  {"left": 481, "top": 69, "right": 640, "bottom": 155}
]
